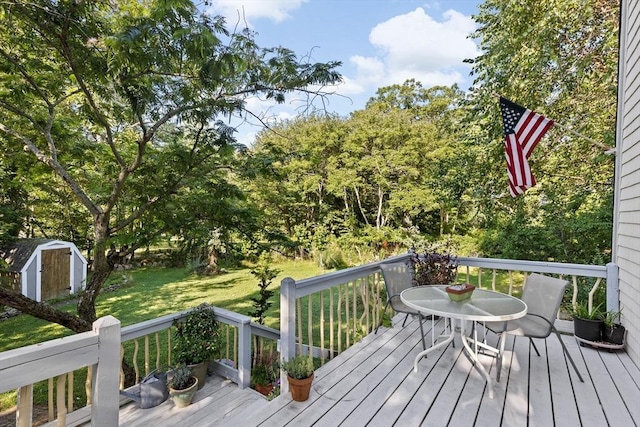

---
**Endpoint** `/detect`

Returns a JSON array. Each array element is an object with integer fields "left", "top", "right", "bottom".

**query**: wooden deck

[{"left": 118, "top": 315, "right": 640, "bottom": 426}]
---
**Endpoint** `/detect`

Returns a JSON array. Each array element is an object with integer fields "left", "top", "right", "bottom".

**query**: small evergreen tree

[{"left": 248, "top": 255, "right": 280, "bottom": 325}]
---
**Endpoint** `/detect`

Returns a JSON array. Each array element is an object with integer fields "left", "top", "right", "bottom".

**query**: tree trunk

[{"left": 77, "top": 213, "right": 113, "bottom": 324}]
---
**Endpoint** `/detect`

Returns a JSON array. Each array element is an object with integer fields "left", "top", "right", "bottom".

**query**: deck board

[{"left": 117, "top": 314, "right": 640, "bottom": 427}]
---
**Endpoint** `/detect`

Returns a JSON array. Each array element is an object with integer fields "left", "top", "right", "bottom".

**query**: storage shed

[{"left": 0, "top": 239, "right": 87, "bottom": 302}]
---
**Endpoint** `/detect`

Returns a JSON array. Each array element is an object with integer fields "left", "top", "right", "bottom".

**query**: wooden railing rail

[
  {"left": 0, "top": 306, "right": 280, "bottom": 426},
  {"left": 120, "top": 306, "right": 279, "bottom": 390},
  {"left": 0, "top": 316, "right": 120, "bottom": 427}
]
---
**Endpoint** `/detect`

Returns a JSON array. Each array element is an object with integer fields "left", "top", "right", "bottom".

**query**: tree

[
  {"left": 465, "top": 0, "right": 618, "bottom": 263},
  {"left": 0, "top": 0, "right": 341, "bottom": 331}
]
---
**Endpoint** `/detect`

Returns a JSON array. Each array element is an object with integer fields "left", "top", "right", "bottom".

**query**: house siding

[{"left": 615, "top": 0, "right": 640, "bottom": 368}]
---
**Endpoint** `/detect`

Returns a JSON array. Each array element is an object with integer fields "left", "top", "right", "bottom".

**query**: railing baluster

[
  {"left": 588, "top": 277, "right": 603, "bottom": 313},
  {"left": 234, "top": 326, "right": 238, "bottom": 368},
  {"left": 508, "top": 270, "right": 514, "bottom": 295},
  {"left": 337, "top": 284, "right": 343, "bottom": 353},
  {"left": 320, "top": 290, "right": 325, "bottom": 363},
  {"left": 307, "top": 294, "right": 313, "bottom": 355},
  {"left": 67, "top": 371, "right": 73, "bottom": 412},
  {"left": 133, "top": 339, "right": 140, "bottom": 383},
  {"left": 48, "top": 377, "right": 54, "bottom": 422},
  {"left": 144, "top": 335, "right": 150, "bottom": 376},
  {"left": 155, "top": 332, "right": 161, "bottom": 369},
  {"left": 492, "top": 269, "right": 497, "bottom": 291},
  {"left": 345, "top": 283, "right": 350, "bottom": 348},
  {"left": 167, "top": 329, "right": 172, "bottom": 366},
  {"left": 296, "top": 298, "right": 303, "bottom": 355},
  {"left": 87, "top": 364, "right": 94, "bottom": 405},
  {"left": 56, "top": 373, "right": 67, "bottom": 427},
  {"left": 352, "top": 279, "right": 357, "bottom": 343},
  {"left": 364, "top": 276, "right": 370, "bottom": 334},
  {"left": 17, "top": 384, "right": 33, "bottom": 427},
  {"left": 330, "top": 287, "right": 335, "bottom": 358},
  {"left": 226, "top": 324, "right": 231, "bottom": 361}
]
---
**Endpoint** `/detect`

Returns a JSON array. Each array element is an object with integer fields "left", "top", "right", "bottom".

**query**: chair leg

[
  {"left": 401, "top": 313, "right": 411, "bottom": 327},
  {"left": 529, "top": 338, "right": 541, "bottom": 357},
  {"left": 417, "top": 314, "right": 427, "bottom": 350},
  {"left": 375, "top": 301, "right": 390, "bottom": 334},
  {"left": 554, "top": 330, "right": 584, "bottom": 382}
]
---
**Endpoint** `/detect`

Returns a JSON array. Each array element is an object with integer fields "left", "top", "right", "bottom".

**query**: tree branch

[{"left": 0, "top": 288, "right": 91, "bottom": 333}]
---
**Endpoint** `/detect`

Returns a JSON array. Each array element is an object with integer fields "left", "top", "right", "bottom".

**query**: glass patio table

[{"left": 400, "top": 285, "right": 527, "bottom": 398}]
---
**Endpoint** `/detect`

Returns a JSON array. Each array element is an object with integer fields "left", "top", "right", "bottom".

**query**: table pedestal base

[{"left": 413, "top": 319, "right": 498, "bottom": 399}]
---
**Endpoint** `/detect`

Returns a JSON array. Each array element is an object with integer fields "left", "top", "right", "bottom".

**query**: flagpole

[
  {"left": 494, "top": 93, "right": 615, "bottom": 155},
  {"left": 551, "top": 121, "right": 615, "bottom": 154}
]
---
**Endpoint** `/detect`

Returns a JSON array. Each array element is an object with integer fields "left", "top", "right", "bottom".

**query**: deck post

[
  {"left": 91, "top": 315, "right": 121, "bottom": 427},
  {"left": 606, "top": 262, "right": 619, "bottom": 312},
  {"left": 280, "top": 277, "right": 297, "bottom": 394},
  {"left": 237, "top": 316, "right": 252, "bottom": 389}
]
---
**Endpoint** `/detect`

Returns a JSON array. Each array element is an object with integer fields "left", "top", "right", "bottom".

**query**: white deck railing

[
  {"left": 0, "top": 316, "right": 121, "bottom": 427},
  {"left": 0, "top": 307, "right": 279, "bottom": 426},
  {"left": 0, "top": 255, "right": 618, "bottom": 424},
  {"left": 279, "top": 253, "right": 617, "bottom": 392}
]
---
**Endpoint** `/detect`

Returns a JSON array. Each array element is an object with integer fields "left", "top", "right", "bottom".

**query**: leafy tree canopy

[{"left": 0, "top": 0, "right": 341, "bottom": 330}]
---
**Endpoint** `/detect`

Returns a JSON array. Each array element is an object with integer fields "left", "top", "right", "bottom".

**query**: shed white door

[{"left": 41, "top": 248, "right": 71, "bottom": 300}]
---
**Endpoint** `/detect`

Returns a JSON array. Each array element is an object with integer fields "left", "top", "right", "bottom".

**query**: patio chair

[
  {"left": 374, "top": 262, "right": 426, "bottom": 350},
  {"left": 485, "top": 273, "right": 585, "bottom": 383}
]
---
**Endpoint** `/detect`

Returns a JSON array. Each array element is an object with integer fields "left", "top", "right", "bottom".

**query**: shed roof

[{"left": 0, "top": 238, "right": 57, "bottom": 272}]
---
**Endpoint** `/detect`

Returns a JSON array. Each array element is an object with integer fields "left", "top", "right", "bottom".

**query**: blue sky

[{"left": 205, "top": 1, "right": 482, "bottom": 145}]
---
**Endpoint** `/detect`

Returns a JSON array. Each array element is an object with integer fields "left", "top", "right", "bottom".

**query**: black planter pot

[
  {"left": 604, "top": 323, "right": 626, "bottom": 345},
  {"left": 574, "top": 317, "right": 604, "bottom": 342}
]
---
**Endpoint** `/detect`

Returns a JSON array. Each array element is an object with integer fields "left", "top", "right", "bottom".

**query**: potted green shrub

[
  {"left": 281, "top": 355, "right": 314, "bottom": 402},
  {"left": 167, "top": 365, "right": 198, "bottom": 408},
  {"left": 571, "top": 301, "right": 605, "bottom": 342},
  {"left": 252, "top": 363, "right": 277, "bottom": 396},
  {"left": 603, "top": 310, "right": 626, "bottom": 345},
  {"left": 172, "top": 303, "right": 220, "bottom": 390}
]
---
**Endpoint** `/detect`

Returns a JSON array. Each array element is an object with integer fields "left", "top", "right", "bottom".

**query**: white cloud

[
  {"left": 207, "top": 0, "right": 307, "bottom": 26},
  {"left": 347, "top": 7, "right": 479, "bottom": 94}
]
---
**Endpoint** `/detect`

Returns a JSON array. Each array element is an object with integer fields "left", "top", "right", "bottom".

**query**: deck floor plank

[
  {"left": 501, "top": 335, "right": 531, "bottom": 427},
  {"left": 526, "top": 338, "right": 554, "bottom": 427},
  {"left": 116, "top": 315, "right": 640, "bottom": 427}
]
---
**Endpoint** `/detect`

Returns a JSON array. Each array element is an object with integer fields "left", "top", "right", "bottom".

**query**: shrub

[
  {"left": 172, "top": 303, "right": 220, "bottom": 365},
  {"left": 281, "top": 355, "right": 314, "bottom": 380}
]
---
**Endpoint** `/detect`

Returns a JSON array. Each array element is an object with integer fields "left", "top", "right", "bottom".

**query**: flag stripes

[{"left": 499, "top": 97, "right": 553, "bottom": 196}]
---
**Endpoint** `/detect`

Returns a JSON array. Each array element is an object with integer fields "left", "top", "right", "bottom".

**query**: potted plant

[
  {"left": 172, "top": 303, "right": 220, "bottom": 390},
  {"left": 167, "top": 365, "right": 198, "bottom": 408},
  {"left": 252, "top": 363, "right": 277, "bottom": 396},
  {"left": 603, "top": 310, "right": 626, "bottom": 345},
  {"left": 571, "top": 301, "right": 605, "bottom": 342},
  {"left": 409, "top": 246, "right": 458, "bottom": 286},
  {"left": 281, "top": 354, "right": 315, "bottom": 402}
]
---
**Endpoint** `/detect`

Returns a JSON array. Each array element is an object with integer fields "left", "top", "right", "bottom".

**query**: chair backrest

[
  {"left": 521, "top": 273, "right": 569, "bottom": 330},
  {"left": 380, "top": 263, "right": 414, "bottom": 309}
]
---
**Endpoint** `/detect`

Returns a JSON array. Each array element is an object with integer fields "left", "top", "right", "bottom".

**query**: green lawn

[
  {"left": 0, "top": 259, "right": 323, "bottom": 353},
  {"left": 0, "top": 259, "right": 324, "bottom": 412}
]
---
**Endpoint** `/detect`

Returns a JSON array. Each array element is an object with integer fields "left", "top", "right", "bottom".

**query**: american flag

[{"left": 499, "top": 97, "right": 553, "bottom": 196}]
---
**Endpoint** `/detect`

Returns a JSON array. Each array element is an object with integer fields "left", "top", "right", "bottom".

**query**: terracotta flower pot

[
  {"left": 288, "top": 372, "right": 314, "bottom": 402},
  {"left": 254, "top": 383, "right": 274, "bottom": 396}
]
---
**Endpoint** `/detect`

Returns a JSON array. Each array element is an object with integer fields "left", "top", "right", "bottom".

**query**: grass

[
  {"left": 0, "top": 259, "right": 323, "bottom": 353},
  {"left": 0, "top": 259, "right": 528, "bottom": 413},
  {"left": 0, "top": 259, "right": 324, "bottom": 412}
]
